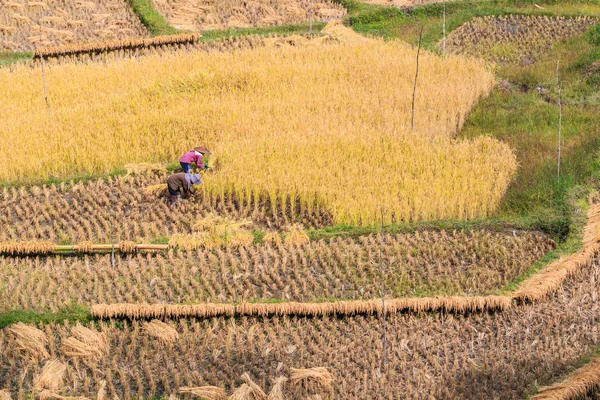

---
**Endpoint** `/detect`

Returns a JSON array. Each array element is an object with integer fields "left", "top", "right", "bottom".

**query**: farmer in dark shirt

[{"left": 166, "top": 172, "right": 201, "bottom": 206}]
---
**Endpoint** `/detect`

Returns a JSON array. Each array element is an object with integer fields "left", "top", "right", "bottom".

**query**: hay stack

[
  {"left": 290, "top": 367, "right": 333, "bottom": 391},
  {"left": 61, "top": 324, "right": 108, "bottom": 363},
  {"left": 33, "top": 359, "right": 67, "bottom": 393},
  {"left": 8, "top": 323, "right": 49, "bottom": 360},
  {"left": 142, "top": 320, "right": 180, "bottom": 344}
]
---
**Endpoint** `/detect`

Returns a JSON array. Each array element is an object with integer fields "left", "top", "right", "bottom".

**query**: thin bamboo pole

[{"left": 52, "top": 244, "right": 169, "bottom": 252}]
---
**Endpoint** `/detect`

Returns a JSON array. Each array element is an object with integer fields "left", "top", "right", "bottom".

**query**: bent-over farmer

[
  {"left": 167, "top": 172, "right": 201, "bottom": 206},
  {"left": 179, "top": 146, "right": 211, "bottom": 173}
]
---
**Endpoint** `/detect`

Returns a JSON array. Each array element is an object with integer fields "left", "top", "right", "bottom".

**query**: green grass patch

[
  {"left": 199, "top": 22, "right": 327, "bottom": 41},
  {"left": 0, "top": 51, "right": 33, "bottom": 67},
  {"left": 0, "top": 304, "right": 92, "bottom": 329},
  {"left": 126, "top": 0, "right": 178, "bottom": 36}
]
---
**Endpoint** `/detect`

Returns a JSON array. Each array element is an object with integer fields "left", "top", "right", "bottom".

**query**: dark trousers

[
  {"left": 180, "top": 162, "right": 191, "bottom": 173},
  {"left": 168, "top": 186, "right": 179, "bottom": 196}
]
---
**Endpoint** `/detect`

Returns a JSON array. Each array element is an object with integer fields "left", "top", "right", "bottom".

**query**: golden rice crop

[
  {"left": 0, "top": 25, "right": 513, "bottom": 225},
  {"left": 0, "top": 0, "right": 147, "bottom": 51},
  {"left": 150, "top": 0, "right": 346, "bottom": 31}
]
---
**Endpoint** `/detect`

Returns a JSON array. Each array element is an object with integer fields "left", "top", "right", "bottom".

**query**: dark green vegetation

[
  {"left": 0, "top": 305, "right": 90, "bottom": 329},
  {"left": 0, "top": 51, "right": 32, "bottom": 67}
]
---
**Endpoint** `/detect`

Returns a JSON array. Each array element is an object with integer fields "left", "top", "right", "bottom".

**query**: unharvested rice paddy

[
  {"left": 151, "top": 0, "right": 346, "bottom": 31},
  {"left": 0, "top": 26, "right": 515, "bottom": 225},
  {"left": 444, "top": 15, "right": 598, "bottom": 64},
  {"left": 0, "top": 0, "right": 147, "bottom": 51},
  {"left": 0, "top": 229, "right": 554, "bottom": 311},
  {"left": 0, "top": 259, "right": 598, "bottom": 399}
]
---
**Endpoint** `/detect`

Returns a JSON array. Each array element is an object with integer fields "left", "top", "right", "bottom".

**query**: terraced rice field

[
  {"left": 0, "top": 229, "right": 554, "bottom": 311},
  {"left": 150, "top": 0, "right": 346, "bottom": 31},
  {"left": 0, "top": 259, "right": 598, "bottom": 399},
  {"left": 443, "top": 15, "right": 598, "bottom": 64},
  {"left": 0, "top": 0, "right": 147, "bottom": 51}
]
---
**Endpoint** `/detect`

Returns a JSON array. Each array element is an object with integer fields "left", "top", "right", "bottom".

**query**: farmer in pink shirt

[{"left": 180, "top": 146, "right": 211, "bottom": 173}]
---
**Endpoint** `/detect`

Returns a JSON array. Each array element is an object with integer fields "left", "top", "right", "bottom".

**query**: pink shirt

[{"left": 179, "top": 151, "right": 204, "bottom": 168}]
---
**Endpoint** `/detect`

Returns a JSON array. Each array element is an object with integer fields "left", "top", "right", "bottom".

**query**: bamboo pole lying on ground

[{"left": 0, "top": 241, "right": 168, "bottom": 255}]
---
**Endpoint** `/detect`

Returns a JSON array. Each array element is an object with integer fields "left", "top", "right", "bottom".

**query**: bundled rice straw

[
  {"left": 91, "top": 303, "right": 236, "bottom": 319},
  {"left": 267, "top": 377, "right": 287, "bottom": 400},
  {"left": 143, "top": 184, "right": 168, "bottom": 196},
  {"left": 228, "top": 384, "right": 253, "bottom": 400},
  {"left": 61, "top": 324, "right": 108, "bottom": 362},
  {"left": 283, "top": 225, "right": 310, "bottom": 246},
  {"left": 118, "top": 241, "right": 137, "bottom": 253},
  {"left": 513, "top": 243, "right": 600, "bottom": 302},
  {"left": 33, "top": 359, "right": 67, "bottom": 392},
  {"left": 0, "top": 390, "right": 12, "bottom": 400},
  {"left": 178, "top": 386, "right": 226, "bottom": 399},
  {"left": 240, "top": 373, "right": 267, "bottom": 400},
  {"left": 75, "top": 241, "right": 94, "bottom": 253},
  {"left": 289, "top": 367, "right": 333, "bottom": 390},
  {"left": 142, "top": 320, "right": 180, "bottom": 345},
  {"left": 532, "top": 358, "right": 600, "bottom": 399},
  {"left": 0, "top": 241, "right": 55, "bottom": 255},
  {"left": 8, "top": 323, "right": 49, "bottom": 360}
]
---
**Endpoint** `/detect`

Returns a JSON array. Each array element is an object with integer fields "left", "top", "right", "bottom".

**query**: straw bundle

[
  {"left": 0, "top": 390, "right": 12, "bottom": 400},
  {"left": 75, "top": 241, "right": 94, "bottom": 253},
  {"left": 61, "top": 324, "right": 108, "bottom": 362},
  {"left": 142, "top": 320, "right": 179, "bottom": 345},
  {"left": 262, "top": 231, "right": 282, "bottom": 246},
  {"left": 513, "top": 242, "right": 600, "bottom": 302},
  {"left": 289, "top": 367, "right": 333, "bottom": 390},
  {"left": 91, "top": 303, "right": 236, "bottom": 319},
  {"left": 178, "top": 386, "right": 226, "bottom": 399},
  {"left": 143, "top": 184, "right": 168, "bottom": 196},
  {"left": 8, "top": 323, "right": 49, "bottom": 360},
  {"left": 283, "top": 225, "right": 310, "bottom": 246},
  {"left": 33, "top": 359, "right": 67, "bottom": 392},
  {"left": 118, "top": 241, "right": 137, "bottom": 253},
  {"left": 228, "top": 384, "right": 253, "bottom": 400},
  {"left": 267, "top": 377, "right": 287, "bottom": 400},
  {"left": 35, "top": 34, "right": 198, "bottom": 58},
  {"left": 532, "top": 358, "right": 600, "bottom": 399},
  {"left": 0, "top": 241, "right": 55, "bottom": 255},
  {"left": 240, "top": 373, "right": 267, "bottom": 400}
]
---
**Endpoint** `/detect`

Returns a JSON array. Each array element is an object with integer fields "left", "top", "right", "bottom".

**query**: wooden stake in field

[
  {"left": 556, "top": 60, "right": 562, "bottom": 182},
  {"left": 379, "top": 210, "right": 387, "bottom": 370},
  {"left": 442, "top": 0, "right": 447, "bottom": 57},
  {"left": 40, "top": 55, "right": 50, "bottom": 113},
  {"left": 411, "top": 26, "right": 424, "bottom": 132}
]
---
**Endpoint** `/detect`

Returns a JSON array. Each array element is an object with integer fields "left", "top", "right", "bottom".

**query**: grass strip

[
  {"left": 0, "top": 305, "right": 91, "bottom": 329},
  {"left": 126, "top": 0, "right": 178, "bottom": 36}
]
